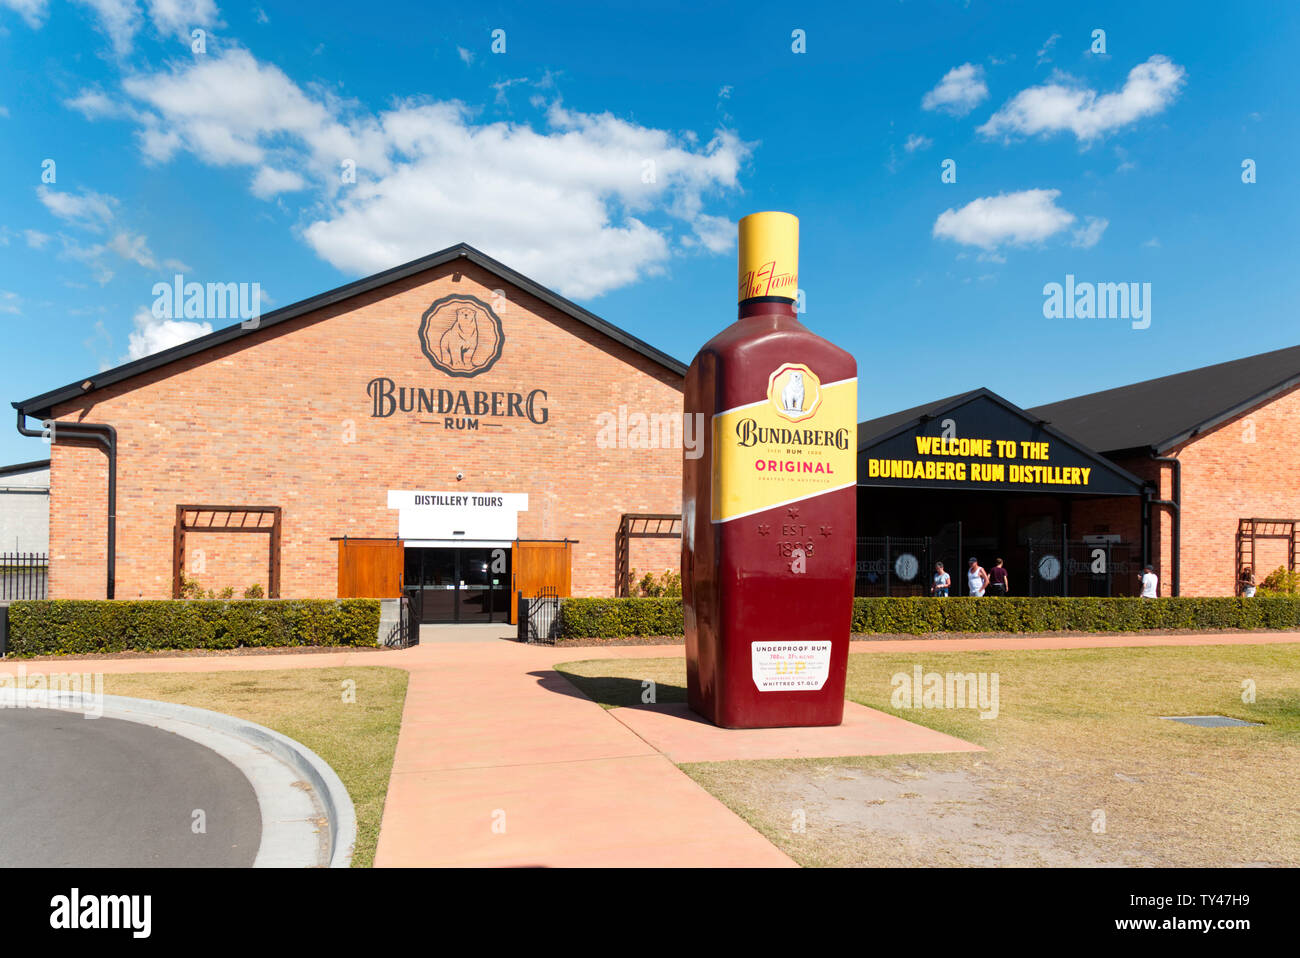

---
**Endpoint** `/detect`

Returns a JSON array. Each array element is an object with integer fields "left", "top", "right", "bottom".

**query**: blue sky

[{"left": 1, "top": 0, "right": 1295, "bottom": 465}]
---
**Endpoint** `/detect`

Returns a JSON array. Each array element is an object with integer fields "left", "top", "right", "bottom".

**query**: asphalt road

[{"left": 0, "top": 708, "right": 261, "bottom": 867}]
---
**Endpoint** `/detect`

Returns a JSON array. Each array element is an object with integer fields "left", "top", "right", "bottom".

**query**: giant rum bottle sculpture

[{"left": 682, "top": 211, "right": 857, "bottom": 728}]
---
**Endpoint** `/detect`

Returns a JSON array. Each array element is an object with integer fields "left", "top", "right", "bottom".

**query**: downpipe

[
  {"left": 1150, "top": 452, "right": 1181, "bottom": 597},
  {"left": 16, "top": 411, "right": 117, "bottom": 599}
]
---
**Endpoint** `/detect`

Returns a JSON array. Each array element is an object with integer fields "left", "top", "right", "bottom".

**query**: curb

[{"left": 2, "top": 689, "right": 356, "bottom": 868}]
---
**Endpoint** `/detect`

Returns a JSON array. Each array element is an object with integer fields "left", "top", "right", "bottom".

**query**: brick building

[
  {"left": 854, "top": 346, "right": 1300, "bottom": 598},
  {"left": 13, "top": 241, "right": 1295, "bottom": 608},
  {"left": 13, "top": 244, "right": 685, "bottom": 621},
  {"left": 1031, "top": 344, "right": 1300, "bottom": 597}
]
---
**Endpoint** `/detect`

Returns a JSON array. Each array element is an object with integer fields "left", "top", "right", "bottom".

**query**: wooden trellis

[
  {"left": 172, "top": 504, "right": 282, "bottom": 598},
  {"left": 1235, "top": 518, "right": 1297, "bottom": 595},
  {"left": 615, "top": 513, "right": 682, "bottom": 596}
]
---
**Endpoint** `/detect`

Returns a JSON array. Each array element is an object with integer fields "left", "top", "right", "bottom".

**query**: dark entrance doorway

[{"left": 403, "top": 547, "right": 512, "bottom": 623}]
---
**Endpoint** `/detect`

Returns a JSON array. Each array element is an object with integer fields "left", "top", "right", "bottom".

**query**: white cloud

[
  {"left": 933, "top": 188, "right": 1077, "bottom": 251},
  {"left": 72, "top": 0, "right": 144, "bottom": 56},
  {"left": 108, "top": 48, "right": 751, "bottom": 298},
  {"left": 904, "top": 133, "right": 932, "bottom": 153},
  {"left": 491, "top": 76, "right": 529, "bottom": 107},
  {"left": 147, "top": 0, "right": 220, "bottom": 38},
  {"left": 978, "top": 55, "right": 1186, "bottom": 144},
  {"left": 922, "top": 63, "right": 988, "bottom": 117},
  {"left": 64, "top": 0, "right": 219, "bottom": 54},
  {"left": 66, "top": 88, "right": 132, "bottom": 119},
  {"left": 24, "top": 229, "right": 51, "bottom": 249},
  {"left": 457, "top": 45, "right": 474, "bottom": 65},
  {"left": 106, "top": 230, "right": 158, "bottom": 267},
  {"left": 1037, "top": 33, "right": 1061, "bottom": 65},
  {"left": 0, "top": 0, "right": 48, "bottom": 28},
  {"left": 60, "top": 237, "right": 116, "bottom": 285},
  {"left": 251, "top": 165, "right": 306, "bottom": 198},
  {"left": 1071, "top": 215, "right": 1108, "bottom": 248},
  {"left": 0, "top": 290, "right": 21, "bottom": 315},
  {"left": 125, "top": 305, "right": 212, "bottom": 360},
  {"left": 37, "top": 185, "right": 117, "bottom": 230}
]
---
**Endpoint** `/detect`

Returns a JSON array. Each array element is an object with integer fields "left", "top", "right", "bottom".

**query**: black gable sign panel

[{"left": 858, "top": 389, "right": 1144, "bottom": 497}]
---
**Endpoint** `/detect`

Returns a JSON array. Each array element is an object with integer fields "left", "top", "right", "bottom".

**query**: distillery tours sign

[
  {"left": 858, "top": 390, "right": 1142, "bottom": 496},
  {"left": 365, "top": 293, "right": 549, "bottom": 430},
  {"left": 387, "top": 490, "right": 529, "bottom": 541}
]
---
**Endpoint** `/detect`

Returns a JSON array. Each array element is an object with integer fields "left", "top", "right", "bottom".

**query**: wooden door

[
  {"left": 337, "top": 539, "right": 405, "bottom": 598},
  {"left": 510, "top": 540, "right": 572, "bottom": 623}
]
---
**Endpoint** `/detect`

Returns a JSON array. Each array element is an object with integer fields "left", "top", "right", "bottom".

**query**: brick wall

[
  {"left": 1108, "top": 382, "right": 1300, "bottom": 596},
  {"left": 48, "top": 261, "right": 685, "bottom": 599}
]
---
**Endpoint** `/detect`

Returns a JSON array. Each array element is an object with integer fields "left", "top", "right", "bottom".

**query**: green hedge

[
  {"left": 555, "top": 595, "right": 1300, "bottom": 638},
  {"left": 4, "top": 599, "right": 380, "bottom": 657},
  {"left": 558, "top": 597, "right": 684, "bottom": 639},
  {"left": 850, "top": 596, "right": 1300, "bottom": 635}
]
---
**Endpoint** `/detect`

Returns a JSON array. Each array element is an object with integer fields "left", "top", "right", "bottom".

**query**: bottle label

[
  {"left": 710, "top": 365, "right": 857, "bottom": 522},
  {"left": 752, "top": 641, "right": 832, "bottom": 691}
]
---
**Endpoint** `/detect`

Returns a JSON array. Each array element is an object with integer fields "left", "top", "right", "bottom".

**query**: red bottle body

[{"left": 683, "top": 301, "right": 858, "bottom": 728}]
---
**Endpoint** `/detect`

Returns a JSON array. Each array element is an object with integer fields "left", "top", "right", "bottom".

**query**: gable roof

[
  {"left": 13, "top": 243, "right": 688, "bottom": 418},
  {"left": 1027, "top": 343, "right": 1300, "bottom": 455},
  {"left": 0, "top": 459, "right": 50, "bottom": 478},
  {"left": 858, "top": 390, "right": 980, "bottom": 449}
]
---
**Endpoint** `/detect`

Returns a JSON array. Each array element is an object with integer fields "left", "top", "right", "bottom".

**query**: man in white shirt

[{"left": 1139, "top": 564, "right": 1159, "bottom": 598}]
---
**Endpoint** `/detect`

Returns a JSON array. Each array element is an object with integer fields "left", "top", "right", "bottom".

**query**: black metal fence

[
  {"left": 396, "top": 592, "right": 421, "bottom": 648},
  {"left": 856, "top": 535, "right": 1140, "bottom": 597},
  {"left": 517, "top": 587, "right": 561, "bottom": 644},
  {"left": 856, "top": 537, "right": 934, "bottom": 596},
  {"left": 0, "top": 553, "right": 47, "bottom": 600},
  {"left": 1028, "top": 538, "right": 1141, "bottom": 597}
]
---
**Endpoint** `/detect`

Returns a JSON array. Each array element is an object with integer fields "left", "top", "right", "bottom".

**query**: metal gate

[
  {"left": 517, "top": 587, "right": 560, "bottom": 644},
  {"left": 855, "top": 537, "right": 932, "bottom": 596},
  {"left": 392, "top": 588, "right": 422, "bottom": 648},
  {"left": 1028, "top": 538, "right": 1140, "bottom": 597}
]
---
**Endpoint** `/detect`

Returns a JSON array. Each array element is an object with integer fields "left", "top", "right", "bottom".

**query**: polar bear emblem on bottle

[{"left": 781, "top": 371, "right": 805, "bottom": 413}]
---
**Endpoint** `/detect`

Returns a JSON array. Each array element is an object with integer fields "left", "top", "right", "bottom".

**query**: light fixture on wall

[{"left": 456, "top": 470, "right": 464, "bottom": 482}]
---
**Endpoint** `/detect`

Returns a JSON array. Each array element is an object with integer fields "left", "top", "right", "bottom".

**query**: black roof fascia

[{"left": 14, "top": 243, "right": 687, "bottom": 417}]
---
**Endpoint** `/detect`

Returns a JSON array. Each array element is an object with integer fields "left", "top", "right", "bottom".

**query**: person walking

[
  {"left": 1239, "top": 565, "right": 1256, "bottom": 597},
  {"left": 932, "top": 561, "right": 951, "bottom": 597},
  {"left": 967, "top": 557, "right": 989, "bottom": 597},
  {"left": 988, "top": 557, "right": 1009, "bottom": 596},
  {"left": 1139, "top": 564, "right": 1159, "bottom": 598}
]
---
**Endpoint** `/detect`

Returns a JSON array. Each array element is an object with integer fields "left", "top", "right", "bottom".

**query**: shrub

[
  {"left": 558, "top": 597, "right": 684, "bottom": 638},
  {"left": 1259, "top": 566, "right": 1299, "bottom": 596},
  {"left": 4, "top": 599, "right": 380, "bottom": 657},
  {"left": 629, "top": 568, "right": 683, "bottom": 598},
  {"left": 552, "top": 595, "right": 1300, "bottom": 639}
]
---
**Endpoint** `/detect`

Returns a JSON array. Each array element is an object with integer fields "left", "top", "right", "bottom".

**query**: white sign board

[
  {"left": 751, "top": 641, "right": 832, "bottom": 692},
  {"left": 387, "top": 491, "right": 528, "bottom": 541}
]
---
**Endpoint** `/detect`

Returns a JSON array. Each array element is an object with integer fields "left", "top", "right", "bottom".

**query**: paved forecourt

[{"left": 20, "top": 629, "right": 1299, "bottom": 867}]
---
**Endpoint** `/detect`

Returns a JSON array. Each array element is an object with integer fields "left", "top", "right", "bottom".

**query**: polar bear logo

[
  {"left": 781, "top": 371, "right": 805, "bottom": 413},
  {"left": 439, "top": 306, "right": 479, "bottom": 370}
]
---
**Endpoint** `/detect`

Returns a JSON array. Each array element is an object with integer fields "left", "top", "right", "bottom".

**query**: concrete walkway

[
  {"left": 20, "top": 629, "right": 1298, "bottom": 867},
  {"left": 371, "top": 640, "right": 795, "bottom": 867}
]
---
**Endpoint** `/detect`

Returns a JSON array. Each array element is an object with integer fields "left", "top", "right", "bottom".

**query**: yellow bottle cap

[{"left": 738, "top": 211, "right": 799, "bottom": 303}]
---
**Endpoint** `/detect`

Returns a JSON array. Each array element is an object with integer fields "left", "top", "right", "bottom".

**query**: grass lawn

[
  {"left": 104, "top": 667, "right": 408, "bottom": 868},
  {"left": 556, "top": 643, "right": 1300, "bottom": 867}
]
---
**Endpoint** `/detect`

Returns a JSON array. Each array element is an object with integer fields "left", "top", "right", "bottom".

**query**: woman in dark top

[{"left": 988, "top": 558, "right": 1009, "bottom": 596}]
